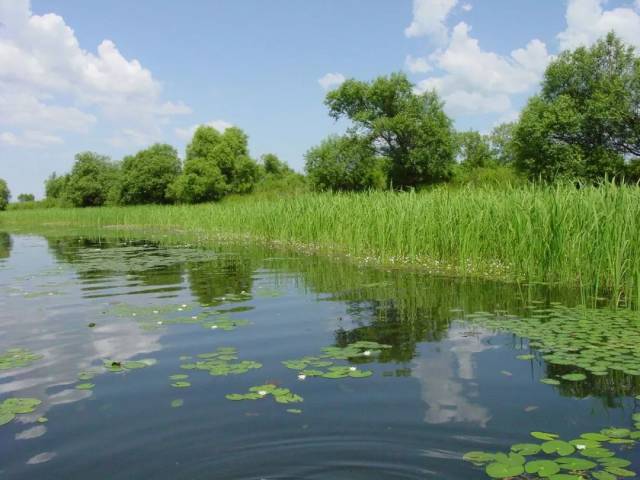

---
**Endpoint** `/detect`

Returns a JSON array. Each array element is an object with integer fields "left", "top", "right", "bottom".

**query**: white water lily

[
  {"left": 181, "top": 304, "right": 187, "bottom": 308},
  {"left": 177, "top": 308, "right": 183, "bottom": 312},
  {"left": 191, "top": 316, "right": 198, "bottom": 320},
  {"left": 363, "top": 350, "right": 371, "bottom": 356},
  {"left": 258, "top": 390, "right": 267, "bottom": 396},
  {"left": 349, "top": 367, "right": 357, "bottom": 371},
  {"left": 297, "top": 374, "right": 306, "bottom": 380},
  {"left": 576, "top": 444, "right": 586, "bottom": 450},
  {"left": 132, "top": 313, "right": 137, "bottom": 317},
  {"left": 157, "top": 321, "right": 163, "bottom": 325},
  {"left": 153, "top": 310, "right": 159, "bottom": 314},
  {"left": 211, "top": 325, "right": 218, "bottom": 330}
]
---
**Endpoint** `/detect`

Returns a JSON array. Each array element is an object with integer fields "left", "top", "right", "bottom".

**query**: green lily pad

[
  {"left": 532, "top": 431, "right": 560, "bottom": 441},
  {"left": 561, "top": 373, "right": 587, "bottom": 382},
  {"left": 76, "top": 383, "right": 95, "bottom": 390},
  {"left": 171, "top": 381, "right": 191, "bottom": 388},
  {"left": 542, "top": 440, "right": 575, "bottom": 456},
  {"left": 485, "top": 462, "right": 524, "bottom": 478},
  {"left": 525, "top": 459, "right": 561, "bottom": 476}
]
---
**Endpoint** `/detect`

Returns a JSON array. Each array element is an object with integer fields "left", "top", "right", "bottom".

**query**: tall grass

[{"left": 2, "top": 183, "right": 640, "bottom": 305}]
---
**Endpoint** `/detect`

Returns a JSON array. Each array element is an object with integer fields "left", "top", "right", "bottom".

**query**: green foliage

[
  {"left": 452, "top": 165, "right": 524, "bottom": 188},
  {"left": 17, "top": 193, "right": 35, "bottom": 203},
  {"left": 514, "top": 33, "right": 638, "bottom": 182},
  {"left": 261, "top": 153, "right": 292, "bottom": 176},
  {"left": 173, "top": 125, "right": 260, "bottom": 203},
  {"left": 325, "top": 72, "right": 456, "bottom": 189},
  {"left": 120, "top": 144, "right": 181, "bottom": 205},
  {"left": 65, "top": 152, "right": 120, "bottom": 207},
  {"left": 305, "top": 135, "right": 387, "bottom": 191},
  {"left": 489, "top": 122, "right": 517, "bottom": 165},
  {"left": 457, "top": 131, "right": 495, "bottom": 169},
  {"left": 0, "top": 178, "right": 9, "bottom": 211},
  {"left": 45, "top": 173, "right": 70, "bottom": 201}
]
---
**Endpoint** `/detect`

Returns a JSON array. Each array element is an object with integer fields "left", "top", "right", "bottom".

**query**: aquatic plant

[
  {"left": 466, "top": 305, "right": 640, "bottom": 381},
  {"left": 0, "top": 397, "right": 42, "bottom": 427},
  {"left": 5, "top": 183, "right": 640, "bottom": 304},
  {"left": 103, "top": 358, "right": 156, "bottom": 373},
  {"left": 225, "top": 384, "right": 303, "bottom": 404},
  {"left": 180, "top": 347, "right": 262, "bottom": 376},
  {"left": 464, "top": 428, "right": 640, "bottom": 479},
  {"left": 0, "top": 348, "right": 42, "bottom": 371}
]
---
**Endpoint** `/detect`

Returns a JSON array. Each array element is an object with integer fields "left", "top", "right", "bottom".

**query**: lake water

[{"left": 0, "top": 232, "right": 639, "bottom": 479}]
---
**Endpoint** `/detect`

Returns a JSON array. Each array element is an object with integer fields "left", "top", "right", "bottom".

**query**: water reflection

[{"left": 0, "top": 232, "right": 638, "bottom": 479}]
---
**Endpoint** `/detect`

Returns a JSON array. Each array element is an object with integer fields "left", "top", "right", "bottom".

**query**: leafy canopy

[
  {"left": 325, "top": 72, "right": 456, "bottom": 189},
  {"left": 120, "top": 144, "right": 181, "bottom": 205},
  {"left": 65, "top": 152, "right": 120, "bottom": 207},
  {"left": 0, "top": 179, "right": 9, "bottom": 211},
  {"left": 514, "top": 32, "right": 639, "bottom": 182}
]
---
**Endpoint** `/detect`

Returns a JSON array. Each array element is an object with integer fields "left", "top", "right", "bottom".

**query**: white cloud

[
  {"left": 0, "top": 130, "right": 63, "bottom": 148},
  {"left": 405, "top": 0, "right": 458, "bottom": 44},
  {"left": 318, "top": 72, "right": 346, "bottom": 91},
  {"left": 461, "top": 3, "right": 472, "bottom": 12},
  {"left": 0, "top": 0, "right": 190, "bottom": 148},
  {"left": 558, "top": 0, "right": 640, "bottom": 49},
  {"left": 405, "top": 54, "right": 432, "bottom": 73},
  {"left": 415, "top": 22, "right": 550, "bottom": 115},
  {"left": 175, "top": 120, "right": 233, "bottom": 141}
]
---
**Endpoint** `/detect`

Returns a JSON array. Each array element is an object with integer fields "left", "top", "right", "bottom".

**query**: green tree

[
  {"left": 65, "top": 152, "right": 120, "bottom": 207},
  {"left": 261, "top": 153, "right": 292, "bottom": 176},
  {"left": 456, "top": 131, "right": 495, "bottom": 169},
  {"left": 120, "top": 144, "right": 181, "bottom": 205},
  {"left": 305, "top": 135, "right": 387, "bottom": 191},
  {"left": 17, "top": 193, "right": 35, "bottom": 202},
  {"left": 325, "top": 72, "right": 456, "bottom": 189},
  {"left": 174, "top": 125, "right": 260, "bottom": 202},
  {"left": 0, "top": 179, "right": 10, "bottom": 211},
  {"left": 489, "top": 122, "right": 517, "bottom": 165},
  {"left": 514, "top": 33, "right": 638, "bottom": 182},
  {"left": 45, "top": 173, "right": 70, "bottom": 201}
]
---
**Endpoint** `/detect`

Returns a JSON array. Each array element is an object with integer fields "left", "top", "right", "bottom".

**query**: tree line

[{"left": 1, "top": 32, "right": 638, "bottom": 210}]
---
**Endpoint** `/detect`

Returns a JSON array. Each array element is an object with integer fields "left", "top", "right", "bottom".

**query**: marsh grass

[{"left": 2, "top": 183, "right": 640, "bottom": 306}]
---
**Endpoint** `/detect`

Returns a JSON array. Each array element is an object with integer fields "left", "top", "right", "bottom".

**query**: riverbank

[{"left": 2, "top": 184, "right": 640, "bottom": 306}]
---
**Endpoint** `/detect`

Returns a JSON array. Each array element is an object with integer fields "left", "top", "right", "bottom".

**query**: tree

[
  {"left": 120, "top": 144, "right": 181, "bottom": 205},
  {"left": 65, "top": 152, "right": 120, "bottom": 207},
  {"left": 45, "top": 173, "right": 69, "bottom": 200},
  {"left": 174, "top": 125, "right": 260, "bottom": 203},
  {"left": 305, "top": 135, "right": 387, "bottom": 191},
  {"left": 514, "top": 33, "right": 639, "bottom": 182},
  {"left": 0, "top": 179, "right": 10, "bottom": 211},
  {"left": 457, "top": 131, "right": 495, "bottom": 169},
  {"left": 489, "top": 122, "right": 517, "bottom": 165},
  {"left": 261, "top": 153, "right": 292, "bottom": 176},
  {"left": 325, "top": 72, "right": 456, "bottom": 189},
  {"left": 17, "top": 193, "right": 35, "bottom": 202}
]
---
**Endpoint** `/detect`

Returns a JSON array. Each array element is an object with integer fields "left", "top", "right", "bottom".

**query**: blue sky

[{"left": 1, "top": 0, "right": 640, "bottom": 197}]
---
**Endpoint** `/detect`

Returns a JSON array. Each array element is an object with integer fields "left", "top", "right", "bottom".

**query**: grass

[{"left": 2, "top": 183, "right": 640, "bottom": 306}]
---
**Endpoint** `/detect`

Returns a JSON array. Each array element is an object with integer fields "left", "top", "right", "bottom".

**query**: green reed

[{"left": 2, "top": 183, "right": 640, "bottom": 306}]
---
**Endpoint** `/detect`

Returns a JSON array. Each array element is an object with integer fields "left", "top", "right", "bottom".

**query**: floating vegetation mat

[
  {"left": 465, "top": 305, "right": 640, "bottom": 381},
  {"left": 226, "top": 384, "right": 303, "bottom": 404},
  {"left": 180, "top": 347, "right": 262, "bottom": 376},
  {"left": 464, "top": 427, "right": 640, "bottom": 479},
  {"left": 0, "top": 398, "right": 42, "bottom": 427},
  {"left": 282, "top": 341, "right": 390, "bottom": 379},
  {"left": 111, "top": 302, "right": 251, "bottom": 332},
  {"left": 0, "top": 348, "right": 42, "bottom": 371}
]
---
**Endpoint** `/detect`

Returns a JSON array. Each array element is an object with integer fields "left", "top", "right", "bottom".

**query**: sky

[{"left": 1, "top": 0, "right": 640, "bottom": 197}]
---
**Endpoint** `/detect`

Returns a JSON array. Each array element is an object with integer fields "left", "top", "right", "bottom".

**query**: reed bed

[{"left": 2, "top": 183, "right": 640, "bottom": 306}]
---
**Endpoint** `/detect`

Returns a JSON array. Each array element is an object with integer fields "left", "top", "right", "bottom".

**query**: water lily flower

[
  {"left": 363, "top": 350, "right": 371, "bottom": 356},
  {"left": 157, "top": 321, "right": 163, "bottom": 325},
  {"left": 576, "top": 444, "right": 586, "bottom": 450},
  {"left": 349, "top": 367, "right": 357, "bottom": 371},
  {"left": 153, "top": 310, "right": 159, "bottom": 314},
  {"left": 258, "top": 390, "right": 267, "bottom": 396},
  {"left": 211, "top": 325, "right": 218, "bottom": 330},
  {"left": 298, "top": 374, "right": 306, "bottom": 380},
  {"left": 181, "top": 304, "right": 187, "bottom": 308},
  {"left": 177, "top": 308, "right": 183, "bottom": 312},
  {"left": 191, "top": 316, "right": 198, "bottom": 320}
]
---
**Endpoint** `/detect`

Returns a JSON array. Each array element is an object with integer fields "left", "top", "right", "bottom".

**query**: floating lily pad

[
  {"left": 76, "top": 383, "right": 95, "bottom": 390},
  {"left": 525, "top": 459, "right": 561, "bottom": 476},
  {"left": 171, "top": 381, "right": 191, "bottom": 388},
  {"left": 0, "top": 348, "right": 42, "bottom": 371},
  {"left": 0, "top": 397, "right": 42, "bottom": 428},
  {"left": 561, "top": 373, "right": 587, "bottom": 382},
  {"left": 226, "top": 384, "right": 303, "bottom": 404}
]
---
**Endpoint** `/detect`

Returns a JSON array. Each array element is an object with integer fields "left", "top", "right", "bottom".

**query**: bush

[{"left": 120, "top": 144, "right": 181, "bottom": 205}]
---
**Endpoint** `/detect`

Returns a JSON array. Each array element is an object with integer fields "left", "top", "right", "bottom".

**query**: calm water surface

[{"left": 0, "top": 233, "right": 638, "bottom": 479}]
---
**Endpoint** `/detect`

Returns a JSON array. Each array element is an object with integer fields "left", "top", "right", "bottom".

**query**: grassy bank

[{"left": 2, "top": 184, "right": 640, "bottom": 306}]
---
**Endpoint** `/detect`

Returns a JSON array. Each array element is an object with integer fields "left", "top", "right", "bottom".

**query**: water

[{"left": 0, "top": 232, "right": 638, "bottom": 479}]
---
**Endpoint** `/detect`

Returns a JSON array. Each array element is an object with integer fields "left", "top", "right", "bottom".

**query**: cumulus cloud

[
  {"left": 175, "top": 120, "right": 233, "bottom": 141},
  {"left": 405, "top": 0, "right": 458, "bottom": 44},
  {"left": 0, "top": 0, "right": 190, "bottom": 148},
  {"left": 415, "top": 23, "right": 550, "bottom": 115},
  {"left": 318, "top": 72, "right": 346, "bottom": 91},
  {"left": 405, "top": 54, "right": 432, "bottom": 73},
  {"left": 558, "top": 0, "right": 640, "bottom": 49},
  {"left": 461, "top": 3, "right": 472, "bottom": 12}
]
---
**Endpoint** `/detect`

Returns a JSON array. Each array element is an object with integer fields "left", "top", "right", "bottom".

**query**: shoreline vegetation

[{"left": 2, "top": 183, "right": 640, "bottom": 308}]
